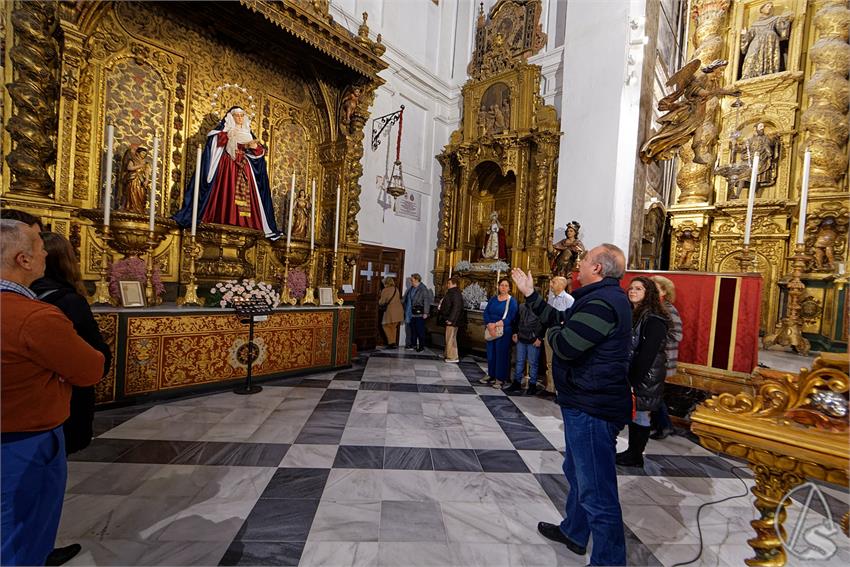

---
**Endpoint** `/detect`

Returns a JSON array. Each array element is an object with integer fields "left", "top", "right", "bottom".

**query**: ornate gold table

[
  {"left": 691, "top": 353, "right": 849, "bottom": 566},
  {"left": 92, "top": 305, "right": 354, "bottom": 406}
]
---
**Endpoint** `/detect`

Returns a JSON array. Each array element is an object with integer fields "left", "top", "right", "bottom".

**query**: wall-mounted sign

[{"left": 394, "top": 191, "right": 420, "bottom": 221}]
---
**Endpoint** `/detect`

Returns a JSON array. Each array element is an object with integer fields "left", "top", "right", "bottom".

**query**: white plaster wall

[{"left": 554, "top": 0, "right": 647, "bottom": 260}]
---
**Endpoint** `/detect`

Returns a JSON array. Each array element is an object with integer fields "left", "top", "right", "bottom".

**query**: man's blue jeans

[
  {"left": 513, "top": 341, "right": 541, "bottom": 385},
  {"left": 559, "top": 407, "right": 626, "bottom": 566}
]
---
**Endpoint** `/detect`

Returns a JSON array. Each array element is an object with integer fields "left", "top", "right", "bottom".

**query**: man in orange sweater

[{"left": 1, "top": 219, "right": 105, "bottom": 566}]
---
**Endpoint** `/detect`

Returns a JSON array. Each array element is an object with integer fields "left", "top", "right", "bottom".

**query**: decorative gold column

[
  {"left": 675, "top": 0, "right": 732, "bottom": 205},
  {"left": 801, "top": 0, "right": 850, "bottom": 194},
  {"left": 4, "top": 0, "right": 60, "bottom": 197}
]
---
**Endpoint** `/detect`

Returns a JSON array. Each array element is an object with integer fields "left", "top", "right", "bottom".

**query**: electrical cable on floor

[{"left": 671, "top": 464, "right": 752, "bottom": 567}]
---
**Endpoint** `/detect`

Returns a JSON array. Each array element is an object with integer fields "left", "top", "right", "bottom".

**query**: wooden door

[{"left": 353, "top": 244, "right": 405, "bottom": 351}]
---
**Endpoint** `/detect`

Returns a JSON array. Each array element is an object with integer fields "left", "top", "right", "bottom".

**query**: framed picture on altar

[
  {"left": 318, "top": 287, "right": 334, "bottom": 306},
  {"left": 119, "top": 281, "right": 145, "bottom": 308}
]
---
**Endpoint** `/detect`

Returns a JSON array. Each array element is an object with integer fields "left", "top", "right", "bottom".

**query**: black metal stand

[{"left": 232, "top": 299, "right": 272, "bottom": 395}]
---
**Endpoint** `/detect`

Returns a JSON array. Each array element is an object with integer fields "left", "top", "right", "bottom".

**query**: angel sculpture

[
  {"left": 640, "top": 59, "right": 740, "bottom": 165},
  {"left": 119, "top": 146, "right": 151, "bottom": 214}
]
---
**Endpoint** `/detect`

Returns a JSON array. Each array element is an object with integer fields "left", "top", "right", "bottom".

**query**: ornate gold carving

[
  {"left": 467, "top": 0, "right": 547, "bottom": 81},
  {"left": 801, "top": 1, "right": 850, "bottom": 192},
  {"left": 675, "top": 0, "right": 732, "bottom": 204},
  {"left": 5, "top": 0, "right": 60, "bottom": 197},
  {"left": 336, "top": 309, "right": 351, "bottom": 366},
  {"left": 93, "top": 313, "right": 117, "bottom": 404},
  {"left": 672, "top": 221, "right": 702, "bottom": 270},
  {"left": 125, "top": 337, "right": 160, "bottom": 394},
  {"left": 704, "top": 355, "right": 848, "bottom": 420}
]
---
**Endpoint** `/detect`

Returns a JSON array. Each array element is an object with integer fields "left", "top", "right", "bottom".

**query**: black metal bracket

[{"left": 371, "top": 105, "right": 404, "bottom": 151}]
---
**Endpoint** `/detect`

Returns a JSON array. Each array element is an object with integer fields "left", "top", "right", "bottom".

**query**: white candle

[
  {"left": 743, "top": 153, "right": 759, "bottom": 246},
  {"left": 448, "top": 265, "right": 452, "bottom": 279},
  {"left": 149, "top": 135, "right": 159, "bottom": 232},
  {"left": 797, "top": 150, "right": 811, "bottom": 244},
  {"left": 286, "top": 172, "right": 295, "bottom": 250},
  {"left": 333, "top": 184, "right": 341, "bottom": 253},
  {"left": 103, "top": 124, "right": 115, "bottom": 227},
  {"left": 310, "top": 178, "right": 316, "bottom": 250},
  {"left": 190, "top": 144, "right": 202, "bottom": 236}
]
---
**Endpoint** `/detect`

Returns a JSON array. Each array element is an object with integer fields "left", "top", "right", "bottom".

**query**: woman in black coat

[
  {"left": 31, "top": 232, "right": 111, "bottom": 455},
  {"left": 616, "top": 276, "right": 669, "bottom": 467}
]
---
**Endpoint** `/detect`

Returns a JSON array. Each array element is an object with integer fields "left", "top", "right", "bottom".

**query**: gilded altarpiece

[
  {"left": 667, "top": 0, "right": 848, "bottom": 350},
  {"left": 2, "top": 0, "right": 386, "bottom": 290},
  {"left": 434, "top": 0, "right": 559, "bottom": 296}
]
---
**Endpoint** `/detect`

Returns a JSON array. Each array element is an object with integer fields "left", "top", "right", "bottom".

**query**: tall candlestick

[
  {"left": 310, "top": 178, "right": 316, "bottom": 250},
  {"left": 743, "top": 153, "right": 759, "bottom": 246},
  {"left": 286, "top": 172, "right": 295, "bottom": 250},
  {"left": 190, "top": 145, "right": 202, "bottom": 236},
  {"left": 797, "top": 150, "right": 811, "bottom": 244},
  {"left": 149, "top": 135, "right": 159, "bottom": 232},
  {"left": 333, "top": 184, "right": 341, "bottom": 253},
  {"left": 103, "top": 124, "right": 115, "bottom": 226}
]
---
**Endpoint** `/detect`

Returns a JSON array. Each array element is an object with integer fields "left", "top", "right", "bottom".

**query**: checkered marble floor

[{"left": 60, "top": 350, "right": 849, "bottom": 566}]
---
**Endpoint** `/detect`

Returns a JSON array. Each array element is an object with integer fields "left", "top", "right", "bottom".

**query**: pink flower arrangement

[
  {"left": 286, "top": 268, "right": 307, "bottom": 299},
  {"left": 108, "top": 256, "right": 164, "bottom": 300}
]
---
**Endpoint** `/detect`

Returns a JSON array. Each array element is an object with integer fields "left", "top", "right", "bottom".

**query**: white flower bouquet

[{"left": 209, "top": 279, "right": 281, "bottom": 308}]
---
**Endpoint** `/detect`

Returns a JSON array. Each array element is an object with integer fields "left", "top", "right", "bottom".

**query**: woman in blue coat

[{"left": 480, "top": 277, "right": 517, "bottom": 388}]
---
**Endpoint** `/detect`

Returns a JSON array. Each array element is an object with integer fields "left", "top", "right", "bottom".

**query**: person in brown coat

[{"left": 378, "top": 277, "right": 404, "bottom": 348}]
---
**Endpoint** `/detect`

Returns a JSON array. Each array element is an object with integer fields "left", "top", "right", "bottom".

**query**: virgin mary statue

[{"left": 174, "top": 106, "right": 280, "bottom": 238}]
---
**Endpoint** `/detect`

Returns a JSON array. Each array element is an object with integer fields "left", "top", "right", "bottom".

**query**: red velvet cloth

[
  {"left": 622, "top": 271, "right": 762, "bottom": 374},
  {"left": 201, "top": 132, "right": 264, "bottom": 230}
]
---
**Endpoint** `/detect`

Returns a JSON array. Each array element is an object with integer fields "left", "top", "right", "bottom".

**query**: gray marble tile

[
  {"left": 298, "top": 542, "right": 379, "bottom": 567},
  {"left": 308, "top": 500, "right": 380, "bottom": 541},
  {"left": 68, "top": 462, "right": 159, "bottom": 495},
  {"left": 322, "top": 469, "right": 383, "bottom": 501},
  {"left": 381, "top": 470, "right": 438, "bottom": 502},
  {"left": 431, "top": 471, "right": 491, "bottom": 503},
  {"left": 441, "top": 501, "right": 510, "bottom": 543},
  {"left": 156, "top": 496, "right": 256, "bottom": 542},
  {"left": 379, "top": 501, "right": 446, "bottom": 542},
  {"left": 334, "top": 445, "right": 384, "bottom": 469},
  {"left": 448, "top": 542, "right": 511, "bottom": 567},
  {"left": 279, "top": 444, "right": 338, "bottom": 468},
  {"left": 430, "top": 448, "right": 481, "bottom": 472},
  {"left": 377, "top": 542, "right": 452, "bottom": 566}
]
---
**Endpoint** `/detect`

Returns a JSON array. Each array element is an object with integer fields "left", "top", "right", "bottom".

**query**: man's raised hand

[{"left": 511, "top": 268, "right": 534, "bottom": 297}]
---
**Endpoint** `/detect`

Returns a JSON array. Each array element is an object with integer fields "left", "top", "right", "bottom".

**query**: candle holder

[
  {"left": 144, "top": 231, "right": 162, "bottom": 306},
  {"left": 737, "top": 244, "right": 757, "bottom": 272},
  {"left": 177, "top": 233, "right": 204, "bottom": 307},
  {"left": 330, "top": 254, "right": 344, "bottom": 306},
  {"left": 300, "top": 250, "right": 317, "bottom": 306},
  {"left": 763, "top": 243, "right": 811, "bottom": 356},
  {"left": 280, "top": 256, "right": 298, "bottom": 306},
  {"left": 89, "top": 226, "right": 114, "bottom": 306}
]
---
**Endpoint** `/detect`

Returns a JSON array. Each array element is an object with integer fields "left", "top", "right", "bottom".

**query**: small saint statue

[
  {"left": 492, "top": 104, "right": 506, "bottom": 132},
  {"left": 501, "top": 98, "right": 511, "bottom": 129},
  {"left": 291, "top": 189, "right": 311, "bottom": 239},
  {"left": 549, "top": 221, "right": 585, "bottom": 277},
  {"left": 482, "top": 211, "right": 507, "bottom": 260},
  {"left": 747, "top": 122, "right": 778, "bottom": 186},
  {"left": 676, "top": 229, "right": 698, "bottom": 270},
  {"left": 740, "top": 2, "right": 793, "bottom": 80},
  {"left": 119, "top": 146, "right": 151, "bottom": 214},
  {"left": 812, "top": 217, "right": 839, "bottom": 271}
]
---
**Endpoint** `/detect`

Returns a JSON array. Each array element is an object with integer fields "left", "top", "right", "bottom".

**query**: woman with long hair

[
  {"left": 31, "top": 232, "right": 111, "bottom": 455},
  {"left": 649, "top": 275, "right": 683, "bottom": 439},
  {"left": 479, "top": 277, "right": 517, "bottom": 389},
  {"left": 616, "top": 276, "right": 669, "bottom": 467}
]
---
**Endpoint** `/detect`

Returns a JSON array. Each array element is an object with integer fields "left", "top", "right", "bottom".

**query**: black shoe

[
  {"left": 415, "top": 346, "right": 424, "bottom": 352},
  {"left": 650, "top": 427, "right": 674, "bottom": 440},
  {"left": 616, "top": 450, "right": 644, "bottom": 467},
  {"left": 503, "top": 381, "right": 523, "bottom": 393},
  {"left": 45, "top": 544, "right": 82, "bottom": 566},
  {"left": 523, "top": 384, "right": 541, "bottom": 396},
  {"left": 537, "top": 522, "right": 587, "bottom": 555}
]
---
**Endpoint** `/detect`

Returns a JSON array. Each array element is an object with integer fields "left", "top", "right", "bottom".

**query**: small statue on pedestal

[
  {"left": 812, "top": 217, "right": 839, "bottom": 271},
  {"left": 291, "top": 189, "right": 311, "bottom": 239},
  {"left": 740, "top": 2, "right": 793, "bottom": 80},
  {"left": 676, "top": 228, "right": 699, "bottom": 270},
  {"left": 119, "top": 146, "right": 151, "bottom": 214},
  {"left": 482, "top": 211, "right": 507, "bottom": 260}
]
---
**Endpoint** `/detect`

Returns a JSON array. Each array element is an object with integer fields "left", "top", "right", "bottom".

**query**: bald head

[
  {"left": 577, "top": 243, "right": 626, "bottom": 285},
  {"left": 550, "top": 276, "right": 568, "bottom": 295}
]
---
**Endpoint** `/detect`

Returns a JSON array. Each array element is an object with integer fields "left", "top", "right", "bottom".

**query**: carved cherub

[
  {"left": 340, "top": 87, "right": 362, "bottom": 131},
  {"left": 812, "top": 217, "right": 839, "bottom": 271}
]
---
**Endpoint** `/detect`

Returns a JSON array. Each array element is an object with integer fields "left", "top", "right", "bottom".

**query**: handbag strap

[{"left": 500, "top": 297, "right": 510, "bottom": 320}]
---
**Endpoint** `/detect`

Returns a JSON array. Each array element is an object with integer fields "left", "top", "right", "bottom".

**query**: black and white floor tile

[{"left": 60, "top": 350, "right": 849, "bottom": 566}]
